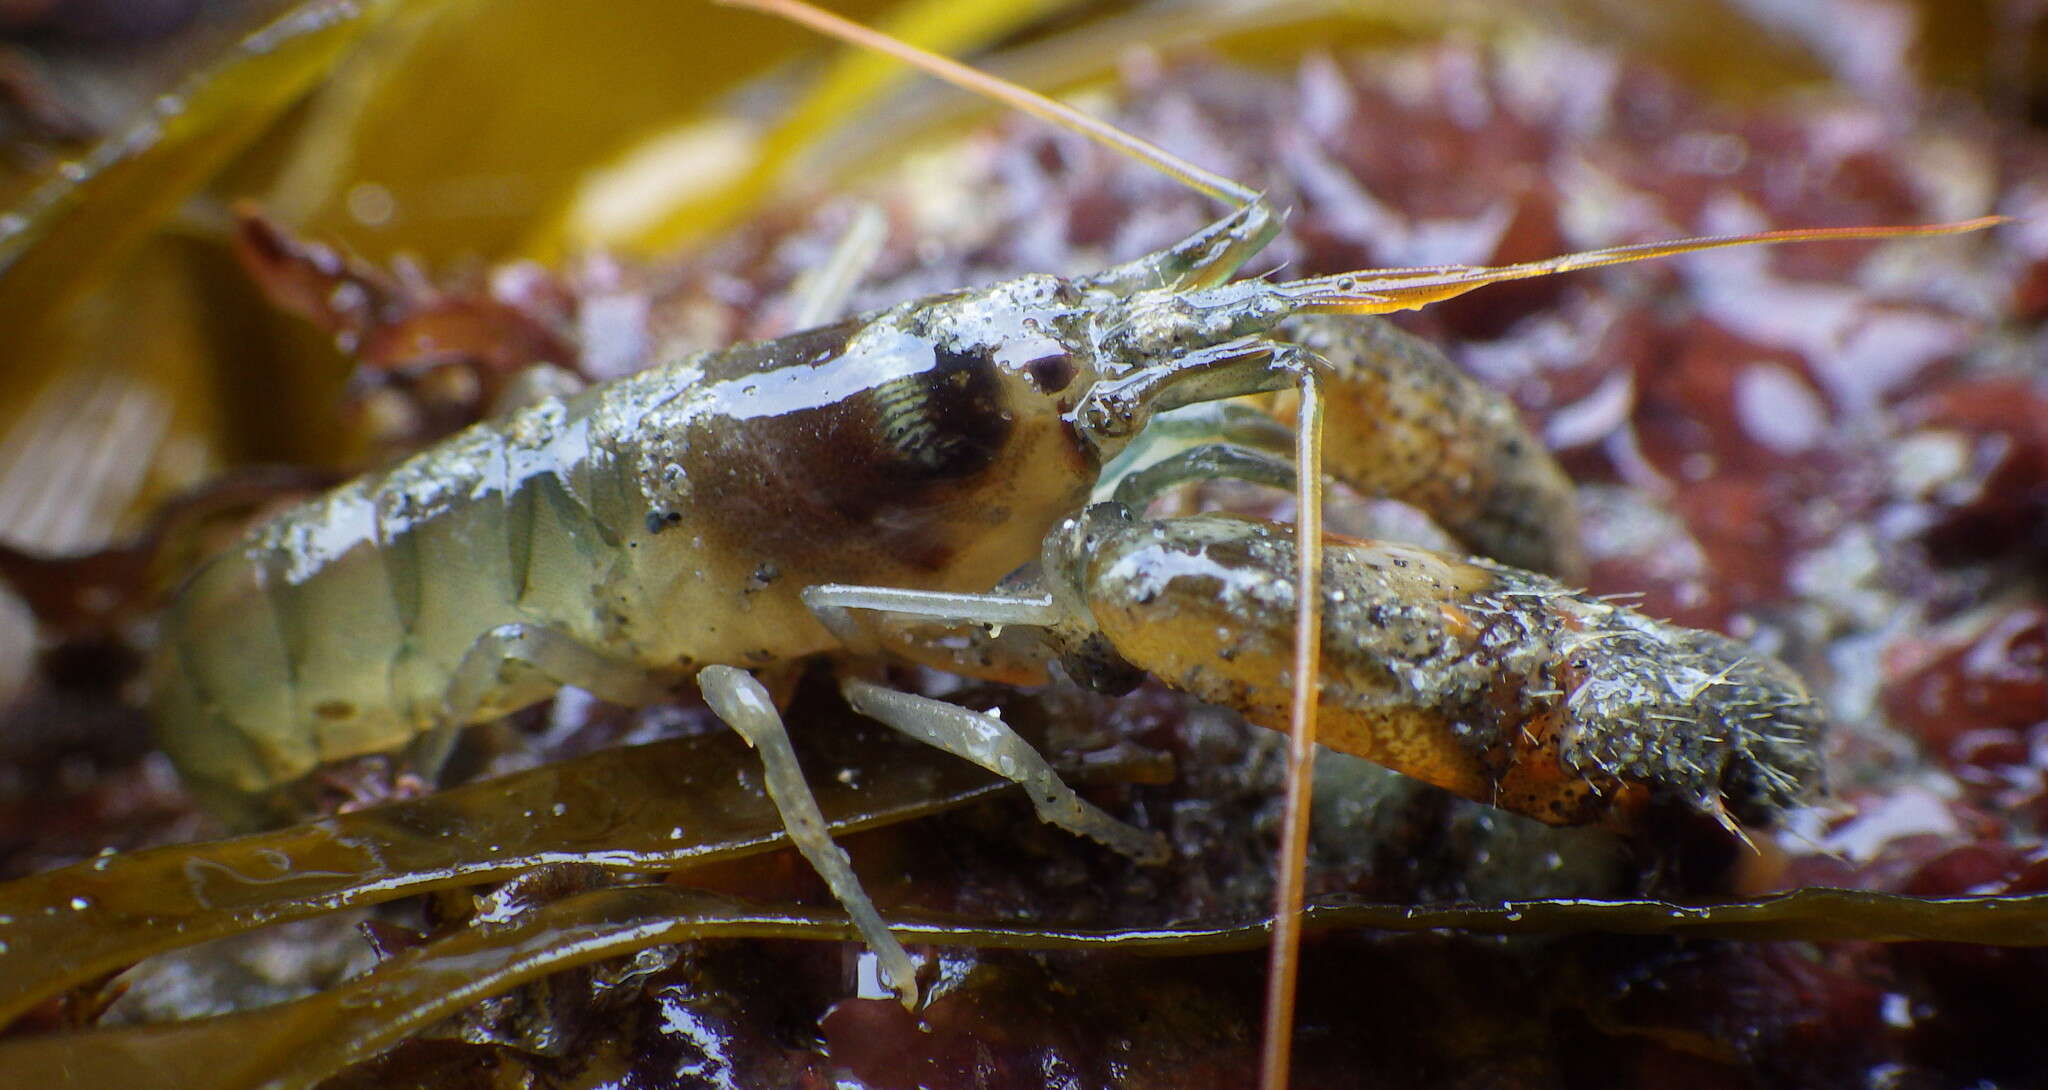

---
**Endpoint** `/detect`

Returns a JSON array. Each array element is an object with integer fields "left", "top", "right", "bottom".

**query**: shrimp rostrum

[{"left": 150, "top": 0, "right": 1997, "bottom": 1013}]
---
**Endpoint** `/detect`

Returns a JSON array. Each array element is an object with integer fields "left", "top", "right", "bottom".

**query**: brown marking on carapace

[{"left": 658, "top": 302, "right": 1104, "bottom": 591}]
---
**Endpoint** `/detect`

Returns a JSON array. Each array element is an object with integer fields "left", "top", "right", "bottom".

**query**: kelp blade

[
  {"left": 0, "top": 727, "right": 1009, "bottom": 1026},
  {"left": 7, "top": 885, "right": 2048, "bottom": 1090}
]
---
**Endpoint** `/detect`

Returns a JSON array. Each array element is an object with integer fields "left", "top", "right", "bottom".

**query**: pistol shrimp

[{"left": 146, "top": 0, "right": 1999, "bottom": 1082}]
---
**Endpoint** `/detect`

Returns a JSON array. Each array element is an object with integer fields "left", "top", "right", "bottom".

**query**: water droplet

[{"left": 69, "top": 897, "right": 91, "bottom": 911}]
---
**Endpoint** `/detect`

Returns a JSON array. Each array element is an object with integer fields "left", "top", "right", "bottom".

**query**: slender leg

[
  {"left": 842, "top": 678, "right": 1168, "bottom": 864},
  {"left": 803, "top": 584, "right": 1166, "bottom": 862},
  {"left": 1112, "top": 399, "right": 1298, "bottom": 450},
  {"left": 404, "top": 724, "right": 465, "bottom": 786},
  {"left": 801, "top": 584, "right": 1061, "bottom": 653},
  {"left": 1109, "top": 443, "right": 1298, "bottom": 509},
  {"left": 1072, "top": 336, "right": 1332, "bottom": 449},
  {"left": 797, "top": 583, "right": 1062, "bottom": 686},
  {"left": 1091, "top": 398, "right": 1296, "bottom": 506},
  {"left": 442, "top": 622, "right": 674, "bottom": 726},
  {"left": 426, "top": 622, "right": 675, "bottom": 781},
  {"left": 697, "top": 665, "right": 921, "bottom": 1008}
]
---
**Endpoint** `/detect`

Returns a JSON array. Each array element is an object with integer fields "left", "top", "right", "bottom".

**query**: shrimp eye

[{"left": 1023, "top": 352, "right": 1076, "bottom": 394}]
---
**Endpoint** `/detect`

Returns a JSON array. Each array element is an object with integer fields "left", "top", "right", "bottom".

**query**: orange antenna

[{"left": 1274, "top": 217, "right": 2009, "bottom": 313}]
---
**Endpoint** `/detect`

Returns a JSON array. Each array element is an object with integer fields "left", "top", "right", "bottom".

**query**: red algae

[
  {"left": 1885, "top": 607, "right": 2048, "bottom": 757},
  {"left": 1895, "top": 378, "right": 2048, "bottom": 565}
]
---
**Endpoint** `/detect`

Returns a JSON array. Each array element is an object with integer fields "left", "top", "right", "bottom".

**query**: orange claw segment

[
  {"left": 1282, "top": 215, "right": 2010, "bottom": 315},
  {"left": 1486, "top": 704, "right": 1651, "bottom": 828}
]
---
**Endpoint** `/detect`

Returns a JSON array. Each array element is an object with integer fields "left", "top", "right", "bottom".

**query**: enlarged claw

[{"left": 1051, "top": 507, "right": 1825, "bottom": 830}]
